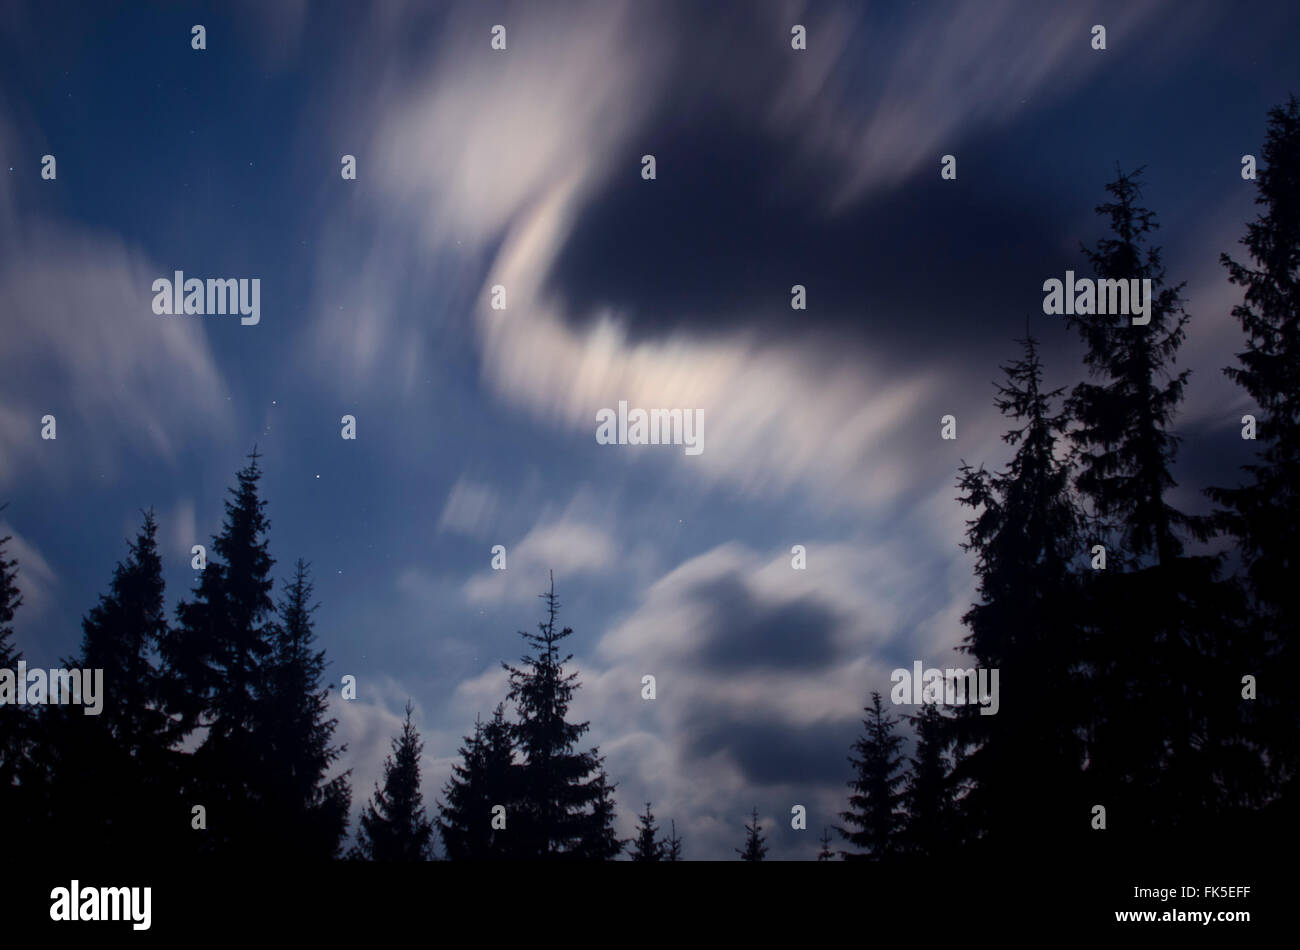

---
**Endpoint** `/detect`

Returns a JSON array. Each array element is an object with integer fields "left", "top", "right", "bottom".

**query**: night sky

[{"left": 1, "top": 0, "right": 1296, "bottom": 859}]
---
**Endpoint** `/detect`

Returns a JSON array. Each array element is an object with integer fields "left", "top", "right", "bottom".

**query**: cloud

[
  {"left": 766, "top": 0, "right": 1174, "bottom": 211},
  {"left": 167, "top": 499, "right": 198, "bottom": 561},
  {"left": 0, "top": 522, "right": 56, "bottom": 621},
  {"left": 436, "top": 477, "right": 501, "bottom": 537},
  {"left": 463, "top": 516, "right": 619, "bottom": 605},
  {"left": 0, "top": 218, "right": 233, "bottom": 488},
  {"left": 565, "top": 533, "right": 975, "bottom": 858},
  {"left": 332, "top": 676, "right": 462, "bottom": 852}
]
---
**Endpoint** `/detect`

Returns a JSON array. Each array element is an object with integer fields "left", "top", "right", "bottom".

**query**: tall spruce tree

[
  {"left": 736, "top": 807, "right": 767, "bottom": 861},
  {"left": 355, "top": 701, "right": 434, "bottom": 861},
  {"left": 439, "top": 704, "right": 518, "bottom": 860},
  {"left": 261, "top": 560, "right": 351, "bottom": 858},
  {"left": 629, "top": 801, "right": 663, "bottom": 861},
  {"left": 901, "top": 703, "right": 956, "bottom": 858},
  {"left": 1068, "top": 170, "right": 1251, "bottom": 849},
  {"left": 838, "top": 691, "right": 904, "bottom": 860},
  {"left": 503, "top": 575, "right": 616, "bottom": 858},
  {"left": 37, "top": 512, "right": 181, "bottom": 856},
  {"left": 949, "top": 336, "right": 1087, "bottom": 853},
  {"left": 164, "top": 450, "right": 279, "bottom": 857},
  {"left": 1211, "top": 96, "right": 1300, "bottom": 817}
]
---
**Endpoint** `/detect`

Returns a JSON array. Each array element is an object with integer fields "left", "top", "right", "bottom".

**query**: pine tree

[
  {"left": 37, "top": 512, "right": 181, "bottom": 855},
  {"left": 163, "top": 450, "right": 279, "bottom": 857},
  {"left": 1068, "top": 170, "right": 1251, "bottom": 849},
  {"left": 838, "top": 691, "right": 904, "bottom": 860},
  {"left": 949, "top": 336, "right": 1087, "bottom": 852},
  {"left": 736, "top": 807, "right": 767, "bottom": 861},
  {"left": 1067, "top": 167, "right": 1198, "bottom": 563},
  {"left": 629, "top": 801, "right": 663, "bottom": 861},
  {"left": 0, "top": 506, "right": 18, "bottom": 672},
  {"left": 661, "top": 819, "right": 683, "bottom": 861},
  {"left": 261, "top": 560, "right": 351, "bottom": 859},
  {"left": 575, "top": 765, "right": 626, "bottom": 860},
  {"left": 901, "top": 704, "right": 956, "bottom": 857},
  {"left": 0, "top": 508, "right": 26, "bottom": 835},
  {"left": 1211, "top": 96, "right": 1300, "bottom": 815},
  {"left": 354, "top": 701, "right": 434, "bottom": 861},
  {"left": 439, "top": 704, "right": 518, "bottom": 860},
  {"left": 503, "top": 574, "right": 615, "bottom": 858},
  {"left": 817, "top": 827, "right": 835, "bottom": 861}
]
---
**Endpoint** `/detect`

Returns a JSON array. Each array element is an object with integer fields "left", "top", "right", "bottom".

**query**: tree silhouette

[
  {"left": 33, "top": 511, "right": 181, "bottom": 857},
  {"left": 0, "top": 505, "right": 19, "bottom": 672},
  {"left": 1068, "top": 170, "right": 1252, "bottom": 849},
  {"left": 901, "top": 703, "right": 957, "bottom": 857},
  {"left": 575, "top": 766, "right": 626, "bottom": 860},
  {"left": 354, "top": 701, "right": 434, "bottom": 861},
  {"left": 0, "top": 508, "right": 28, "bottom": 845},
  {"left": 629, "top": 801, "right": 663, "bottom": 861},
  {"left": 661, "top": 819, "right": 683, "bottom": 861},
  {"left": 503, "top": 574, "right": 618, "bottom": 858},
  {"left": 261, "top": 560, "right": 351, "bottom": 859},
  {"left": 164, "top": 450, "right": 279, "bottom": 857},
  {"left": 817, "top": 827, "right": 835, "bottom": 861},
  {"left": 1211, "top": 95, "right": 1300, "bottom": 817},
  {"left": 736, "top": 807, "right": 767, "bottom": 861},
  {"left": 949, "top": 335, "right": 1087, "bottom": 852},
  {"left": 839, "top": 691, "right": 904, "bottom": 860},
  {"left": 439, "top": 704, "right": 518, "bottom": 860}
]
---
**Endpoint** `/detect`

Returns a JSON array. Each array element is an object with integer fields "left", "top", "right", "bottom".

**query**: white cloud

[
  {"left": 0, "top": 522, "right": 56, "bottom": 621},
  {"left": 168, "top": 499, "right": 198, "bottom": 561},
  {"left": 0, "top": 219, "right": 233, "bottom": 488},
  {"left": 436, "top": 477, "right": 501, "bottom": 536},
  {"left": 768, "top": 0, "right": 1174, "bottom": 211},
  {"left": 463, "top": 517, "right": 619, "bottom": 605}
]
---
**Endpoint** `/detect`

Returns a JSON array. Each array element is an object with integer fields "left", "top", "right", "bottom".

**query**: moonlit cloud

[{"left": 0, "top": 218, "right": 233, "bottom": 487}]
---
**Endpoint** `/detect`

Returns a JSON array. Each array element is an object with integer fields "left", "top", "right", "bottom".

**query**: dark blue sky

[{"left": 1, "top": 0, "right": 1296, "bottom": 858}]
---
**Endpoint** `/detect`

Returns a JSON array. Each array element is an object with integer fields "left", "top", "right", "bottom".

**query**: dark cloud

[
  {"left": 692, "top": 573, "right": 842, "bottom": 673},
  {"left": 685, "top": 709, "right": 859, "bottom": 787}
]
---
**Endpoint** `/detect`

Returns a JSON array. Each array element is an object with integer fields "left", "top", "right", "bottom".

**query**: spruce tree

[
  {"left": 817, "top": 827, "right": 835, "bottom": 861},
  {"left": 901, "top": 704, "right": 956, "bottom": 857},
  {"left": 1211, "top": 95, "right": 1300, "bottom": 814},
  {"left": 439, "top": 704, "right": 518, "bottom": 860},
  {"left": 950, "top": 335, "right": 1087, "bottom": 852},
  {"left": 1067, "top": 170, "right": 1251, "bottom": 848},
  {"left": 0, "top": 506, "right": 18, "bottom": 672},
  {"left": 661, "top": 819, "right": 683, "bottom": 861},
  {"left": 503, "top": 574, "right": 614, "bottom": 858},
  {"left": 576, "top": 765, "right": 626, "bottom": 860},
  {"left": 38, "top": 512, "right": 180, "bottom": 855},
  {"left": 164, "top": 450, "right": 279, "bottom": 857},
  {"left": 0, "top": 509, "right": 26, "bottom": 833},
  {"left": 354, "top": 701, "right": 434, "bottom": 861},
  {"left": 629, "top": 801, "right": 663, "bottom": 861},
  {"left": 736, "top": 807, "right": 767, "bottom": 861},
  {"left": 838, "top": 691, "right": 904, "bottom": 860},
  {"left": 261, "top": 560, "right": 351, "bottom": 858}
]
